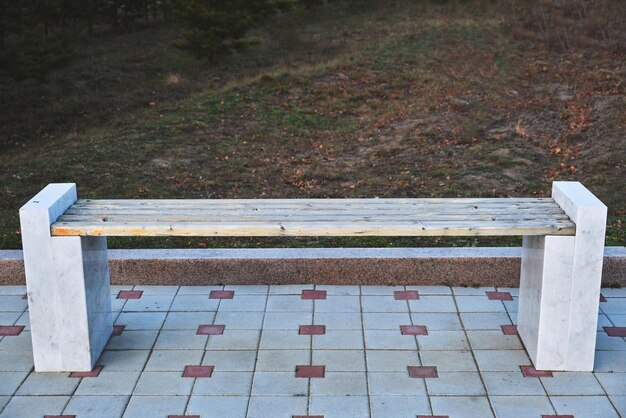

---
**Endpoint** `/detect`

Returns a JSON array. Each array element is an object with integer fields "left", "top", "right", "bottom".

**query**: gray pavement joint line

[
  {"left": 360, "top": 285, "right": 374, "bottom": 418},
  {"left": 452, "top": 290, "right": 499, "bottom": 418},
  {"left": 408, "top": 285, "right": 432, "bottom": 415},
  {"left": 243, "top": 284, "right": 270, "bottom": 418},
  {"left": 119, "top": 284, "right": 181, "bottom": 417}
]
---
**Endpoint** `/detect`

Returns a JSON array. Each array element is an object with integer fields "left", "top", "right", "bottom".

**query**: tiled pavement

[{"left": 0, "top": 284, "right": 625, "bottom": 418}]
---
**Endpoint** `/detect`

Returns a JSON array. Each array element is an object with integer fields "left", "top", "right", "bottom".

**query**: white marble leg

[
  {"left": 20, "top": 184, "right": 112, "bottom": 372},
  {"left": 518, "top": 181, "right": 607, "bottom": 371}
]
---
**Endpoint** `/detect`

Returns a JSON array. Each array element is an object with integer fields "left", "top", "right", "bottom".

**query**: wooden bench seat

[
  {"left": 52, "top": 198, "right": 575, "bottom": 237},
  {"left": 20, "top": 182, "right": 607, "bottom": 373}
]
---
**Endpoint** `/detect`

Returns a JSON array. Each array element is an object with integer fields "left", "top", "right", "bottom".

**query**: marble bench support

[
  {"left": 19, "top": 183, "right": 112, "bottom": 372},
  {"left": 518, "top": 181, "right": 607, "bottom": 371}
]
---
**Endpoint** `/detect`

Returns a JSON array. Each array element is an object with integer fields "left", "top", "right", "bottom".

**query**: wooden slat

[
  {"left": 51, "top": 197, "right": 575, "bottom": 237},
  {"left": 57, "top": 213, "right": 571, "bottom": 223},
  {"left": 51, "top": 220, "right": 576, "bottom": 237},
  {"left": 74, "top": 197, "right": 555, "bottom": 206}
]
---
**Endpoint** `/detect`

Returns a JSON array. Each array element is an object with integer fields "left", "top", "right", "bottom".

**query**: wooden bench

[{"left": 20, "top": 182, "right": 607, "bottom": 372}]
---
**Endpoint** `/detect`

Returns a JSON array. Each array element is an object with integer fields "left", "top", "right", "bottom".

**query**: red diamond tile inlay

[
  {"left": 604, "top": 327, "right": 626, "bottom": 337},
  {"left": 112, "top": 325, "right": 125, "bottom": 336},
  {"left": 400, "top": 325, "right": 428, "bottom": 335},
  {"left": 600, "top": 294, "right": 607, "bottom": 302},
  {"left": 299, "top": 325, "right": 326, "bottom": 335},
  {"left": 117, "top": 290, "right": 142, "bottom": 299},
  {"left": 520, "top": 365, "right": 553, "bottom": 377},
  {"left": 486, "top": 291, "right": 513, "bottom": 301},
  {"left": 394, "top": 290, "right": 419, "bottom": 300},
  {"left": 501, "top": 325, "right": 518, "bottom": 335},
  {"left": 301, "top": 290, "right": 327, "bottom": 300},
  {"left": 0, "top": 325, "right": 25, "bottom": 336},
  {"left": 296, "top": 365, "right": 325, "bottom": 378},
  {"left": 209, "top": 290, "right": 235, "bottom": 299},
  {"left": 197, "top": 325, "right": 225, "bottom": 335},
  {"left": 183, "top": 365, "right": 214, "bottom": 378},
  {"left": 70, "top": 365, "right": 103, "bottom": 378},
  {"left": 408, "top": 366, "right": 438, "bottom": 378}
]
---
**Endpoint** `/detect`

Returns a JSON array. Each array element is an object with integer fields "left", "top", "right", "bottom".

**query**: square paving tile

[
  {"left": 313, "top": 329, "right": 363, "bottom": 350},
  {"left": 154, "top": 330, "right": 208, "bottom": 350},
  {"left": 314, "top": 312, "right": 362, "bottom": 330},
  {"left": 122, "top": 395, "right": 187, "bottom": 418},
  {"left": 363, "top": 312, "right": 411, "bottom": 329},
  {"left": 456, "top": 295, "right": 507, "bottom": 312},
  {"left": 0, "top": 371, "right": 29, "bottom": 395},
  {"left": 366, "top": 350, "right": 419, "bottom": 372},
  {"left": 202, "top": 350, "right": 257, "bottom": 372},
  {"left": 409, "top": 296, "right": 457, "bottom": 313},
  {"left": 145, "top": 350, "right": 203, "bottom": 371},
  {"left": 460, "top": 312, "right": 512, "bottom": 330},
  {"left": 214, "top": 311, "right": 264, "bottom": 329},
  {"left": 256, "top": 350, "right": 310, "bottom": 372},
  {"left": 419, "top": 350, "right": 477, "bottom": 372},
  {"left": 369, "top": 372, "right": 427, "bottom": 395},
  {"left": 114, "top": 312, "right": 167, "bottom": 330},
  {"left": 170, "top": 295, "right": 220, "bottom": 312},
  {"left": 247, "top": 395, "right": 308, "bottom": 418},
  {"left": 75, "top": 371, "right": 141, "bottom": 395},
  {"left": 259, "top": 330, "right": 310, "bottom": 350},
  {"left": 314, "top": 296, "right": 361, "bottom": 313},
  {"left": 0, "top": 296, "right": 28, "bottom": 312},
  {"left": 162, "top": 312, "right": 216, "bottom": 330},
  {"left": 410, "top": 313, "right": 462, "bottom": 330},
  {"left": 0, "top": 350, "right": 34, "bottom": 371},
  {"left": 473, "top": 350, "right": 531, "bottom": 371},
  {"left": 263, "top": 312, "right": 312, "bottom": 330},
  {"left": 62, "top": 395, "right": 129, "bottom": 418},
  {"left": 482, "top": 371, "right": 546, "bottom": 395},
  {"left": 310, "top": 395, "right": 369, "bottom": 418},
  {"left": 123, "top": 295, "right": 174, "bottom": 312},
  {"left": 266, "top": 295, "right": 312, "bottom": 312},
  {"left": 106, "top": 330, "right": 158, "bottom": 350},
  {"left": 550, "top": 395, "right": 620, "bottom": 417},
  {"left": 16, "top": 372, "right": 78, "bottom": 395},
  {"left": 0, "top": 395, "right": 69, "bottom": 418},
  {"left": 595, "top": 372, "right": 626, "bottom": 395},
  {"left": 541, "top": 372, "right": 605, "bottom": 395},
  {"left": 417, "top": 331, "right": 470, "bottom": 350},
  {"left": 310, "top": 371, "right": 367, "bottom": 395},
  {"left": 251, "top": 372, "right": 307, "bottom": 396},
  {"left": 490, "top": 395, "right": 555, "bottom": 418},
  {"left": 467, "top": 330, "right": 523, "bottom": 350},
  {"left": 364, "top": 329, "right": 417, "bottom": 350},
  {"left": 425, "top": 371, "right": 485, "bottom": 395},
  {"left": 312, "top": 350, "right": 365, "bottom": 372},
  {"left": 218, "top": 295, "right": 267, "bottom": 312},
  {"left": 192, "top": 371, "right": 253, "bottom": 395},
  {"left": 370, "top": 395, "right": 431, "bottom": 418},
  {"left": 186, "top": 395, "right": 249, "bottom": 418},
  {"left": 430, "top": 396, "right": 495, "bottom": 418},
  {"left": 206, "top": 329, "right": 260, "bottom": 351}
]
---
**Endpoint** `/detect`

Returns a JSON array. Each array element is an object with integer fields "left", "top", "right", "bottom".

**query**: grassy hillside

[{"left": 1, "top": 1, "right": 624, "bottom": 250}]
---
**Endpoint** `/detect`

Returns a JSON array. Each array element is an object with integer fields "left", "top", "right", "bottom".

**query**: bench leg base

[
  {"left": 518, "top": 182, "right": 606, "bottom": 372},
  {"left": 20, "top": 184, "right": 112, "bottom": 372}
]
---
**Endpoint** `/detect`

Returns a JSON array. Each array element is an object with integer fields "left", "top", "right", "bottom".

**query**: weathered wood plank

[
  {"left": 51, "top": 220, "right": 576, "bottom": 237},
  {"left": 74, "top": 198, "right": 556, "bottom": 206},
  {"left": 56, "top": 213, "right": 572, "bottom": 223}
]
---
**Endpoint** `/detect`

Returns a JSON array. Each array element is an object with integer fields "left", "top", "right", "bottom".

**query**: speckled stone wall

[{"left": 1, "top": 247, "right": 624, "bottom": 287}]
